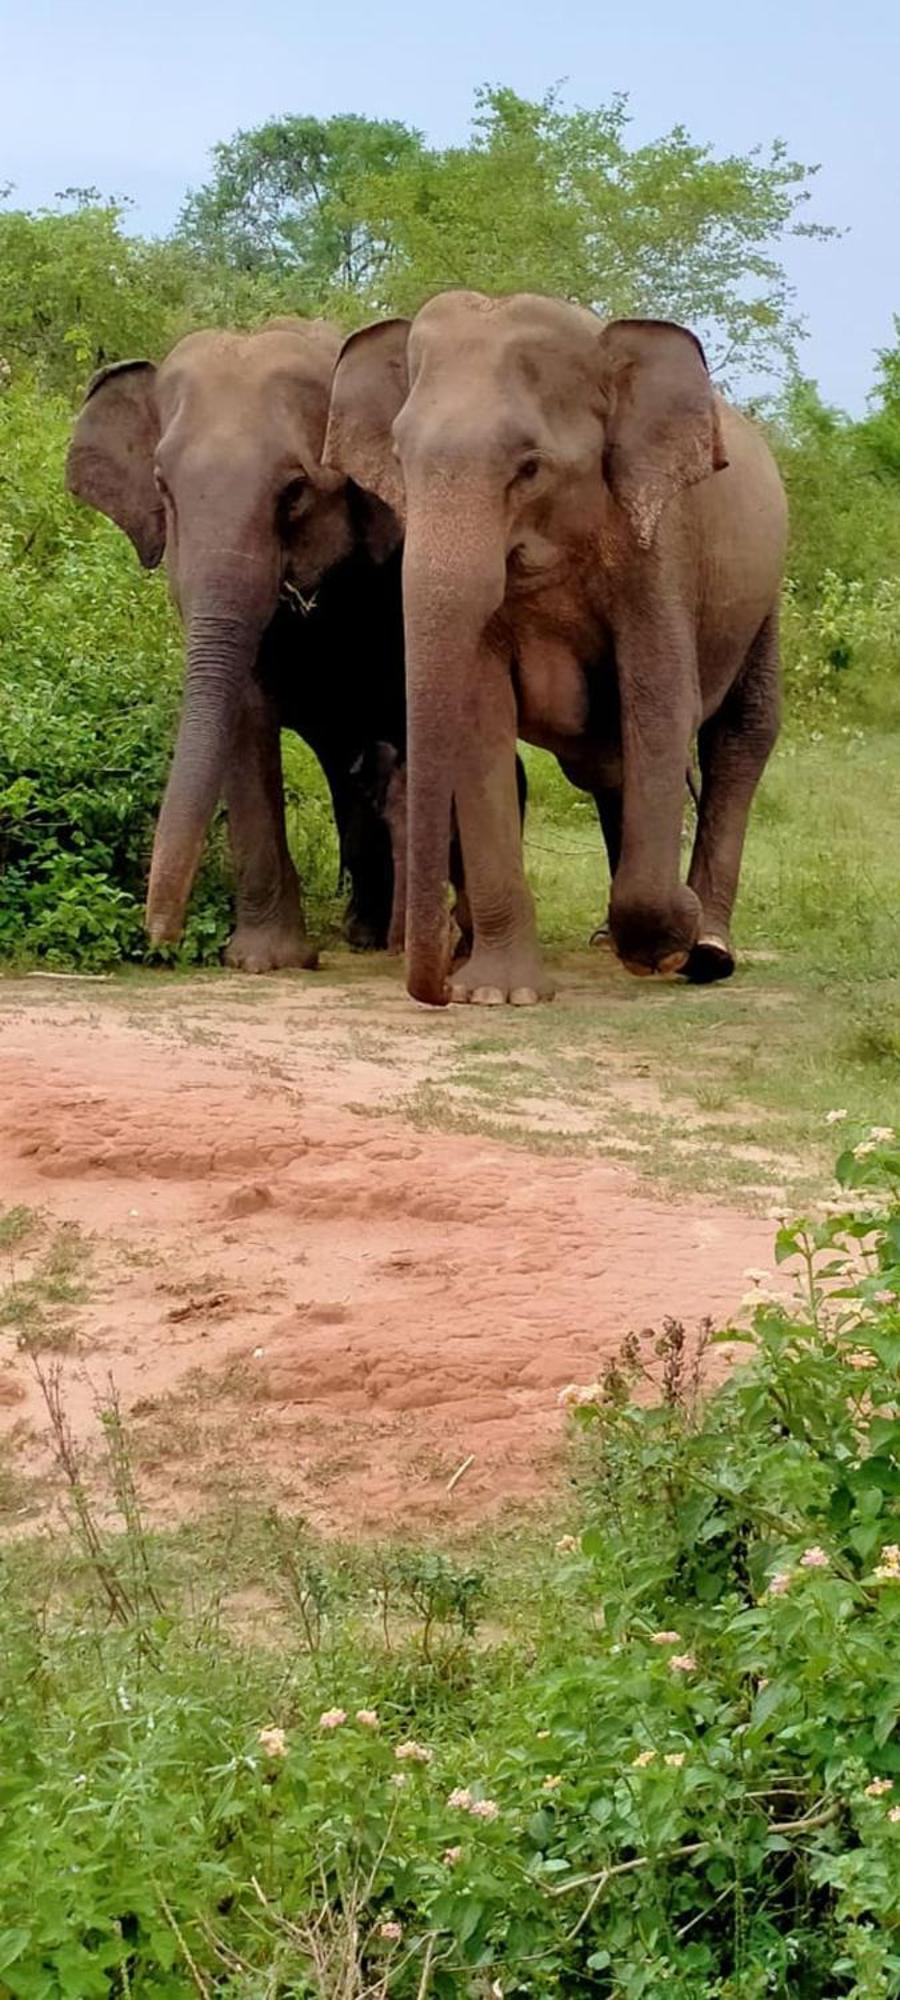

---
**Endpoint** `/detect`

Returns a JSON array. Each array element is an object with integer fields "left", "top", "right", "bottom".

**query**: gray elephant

[
  {"left": 66, "top": 318, "right": 407, "bottom": 969},
  {"left": 324, "top": 292, "right": 788, "bottom": 1006}
]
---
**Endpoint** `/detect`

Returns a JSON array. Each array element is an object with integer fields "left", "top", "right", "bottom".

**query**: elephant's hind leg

[{"left": 685, "top": 612, "right": 781, "bottom": 984}]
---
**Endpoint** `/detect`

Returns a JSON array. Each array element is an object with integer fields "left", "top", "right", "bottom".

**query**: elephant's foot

[
  {"left": 224, "top": 924, "right": 319, "bottom": 974},
  {"left": 684, "top": 933, "right": 736, "bottom": 984},
  {"left": 449, "top": 941, "right": 555, "bottom": 1007},
  {"left": 610, "top": 884, "right": 701, "bottom": 979},
  {"left": 345, "top": 913, "right": 389, "bottom": 952}
]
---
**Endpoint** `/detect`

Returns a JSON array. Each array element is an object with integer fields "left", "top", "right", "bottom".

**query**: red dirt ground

[{"left": 0, "top": 974, "right": 778, "bottom": 1534}]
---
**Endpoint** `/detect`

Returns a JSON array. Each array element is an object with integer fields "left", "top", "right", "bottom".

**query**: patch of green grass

[
  {"left": 0, "top": 1204, "right": 38, "bottom": 1249},
  {"left": 0, "top": 1219, "right": 91, "bottom": 1352}
]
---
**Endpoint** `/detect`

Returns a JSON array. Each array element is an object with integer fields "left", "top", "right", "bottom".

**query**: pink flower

[
  {"left": 865, "top": 1778, "right": 893, "bottom": 1797},
  {"left": 356, "top": 1709, "right": 379, "bottom": 1728},
  {"left": 395, "top": 1740, "right": 432, "bottom": 1763},
  {"left": 378, "top": 1920, "right": 402, "bottom": 1942},
  {"left": 470, "top": 1798, "right": 500, "bottom": 1820},
  {"left": 874, "top": 1290, "right": 894, "bottom": 1306},
  {"left": 447, "top": 1787, "right": 473, "bottom": 1810},
  {"left": 650, "top": 1630, "right": 682, "bottom": 1646},
  {"left": 390, "top": 1773, "right": 408, "bottom": 1789},
  {"left": 668, "top": 1653, "right": 697, "bottom": 1674},
  {"left": 443, "top": 1845, "right": 463, "bottom": 1866},
  {"left": 799, "top": 1546, "right": 830, "bottom": 1570},
  {"left": 258, "top": 1726, "right": 287, "bottom": 1758},
  {"left": 766, "top": 1570, "right": 793, "bottom": 1597},
  {"left": 319, "top": 1708, "right": 347, "bottom": 1730},
  {"left": 869, "top": 1127, "right": 894, "bottom": 1144}
]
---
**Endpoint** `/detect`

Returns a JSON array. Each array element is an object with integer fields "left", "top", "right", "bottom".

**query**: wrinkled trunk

[
  {"left": 402, "top": 509, "right": 506, "bottom": 1005},
  {"left": 146, "top": 607, "right": 262, "bottom": 945}
]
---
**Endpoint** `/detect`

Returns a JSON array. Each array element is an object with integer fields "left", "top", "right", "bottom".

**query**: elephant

[
  {"left": 324, "top": 291, "right": 788, "bottom": 1007},
  {"left": 66, "top": 318, "right": 408, "bottom": 969}
]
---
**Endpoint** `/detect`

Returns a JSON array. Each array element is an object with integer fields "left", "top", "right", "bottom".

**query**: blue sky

[{"left": 2, "top": 0, "right": 895, "bottom": 410}]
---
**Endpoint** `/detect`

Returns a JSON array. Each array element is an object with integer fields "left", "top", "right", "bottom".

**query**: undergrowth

[{"left": 0, "top": 1132, "right": 897, "bottom": 1995}]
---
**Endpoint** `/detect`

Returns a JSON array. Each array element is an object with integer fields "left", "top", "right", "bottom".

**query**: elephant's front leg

[
  {"left": 450, "top": 650, "right": 552, "bottom": 1006},
  {"left": 610, "top": 609, "right": 701, "bottom": 976},
  {"left": 223, "top": 683, "right": 318, "bottom": 972}
]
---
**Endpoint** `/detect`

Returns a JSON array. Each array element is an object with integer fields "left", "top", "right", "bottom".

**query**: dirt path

[{"left": 0, "top": 971, "right": 778, "bottom": 1533}]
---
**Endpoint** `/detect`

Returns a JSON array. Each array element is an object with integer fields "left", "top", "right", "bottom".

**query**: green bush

[{"left": 0, "top": 1135, "right": 897, "bottom": 1994}]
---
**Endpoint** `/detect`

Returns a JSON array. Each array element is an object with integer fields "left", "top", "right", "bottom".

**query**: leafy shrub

[{"left": 0, "top": 1135, "right": 897, "bottom": 1994}]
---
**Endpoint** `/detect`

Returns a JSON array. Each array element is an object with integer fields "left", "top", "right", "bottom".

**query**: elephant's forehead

[{"left": 412, "top": 293, "right": 598, "bottom": 375}]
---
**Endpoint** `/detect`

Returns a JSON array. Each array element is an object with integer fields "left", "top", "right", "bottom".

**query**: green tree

[
  {"left": 0, "top": 189, "right": 185, "bottom": 394},
  {"left": 347, "top": 86, "right": 832, "bottom": 379},
  {"left": 176, "top": 112, "right": 425, "bottom": 298}
]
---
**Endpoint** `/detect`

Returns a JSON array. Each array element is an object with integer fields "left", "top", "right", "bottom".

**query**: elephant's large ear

[
  {"left": 323, "top": 320, "right": 410, "bottom": 526},
  {"left": 66, "top": 360, "right": 165, "bottom": 569},
  {"left": 597, "top": 320, "right": 728, "bottom": 550}
]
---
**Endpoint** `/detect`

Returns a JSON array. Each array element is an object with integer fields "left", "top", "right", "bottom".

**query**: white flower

[
  {"left": 650, "top": 1630, "right": 682, "bottom": 1645},
  {"left": 799, "top": 1546, "right": 830, "bottom": 1570},
  {"left": 390, "top": 1772, "right": 408, "bottom": 1789},
  {"left": 356, "top": 1709, "right": 379, "bottom": 1728},
  {"left": 542, "top": 1773, "right": 562, "bottom": 1791},
  {"left": 557, "top": 1383, "right": 580, "bottom": 1408},
  {"left": 535, "top": 1729, "right": 551, "bottom": 1740},
  {"left": 743, "top": 1268, "right": 770, "bottom": 1285},
  {"left": 869, "top": 1127, "right": 895, "bottom": 1144},
  {"left": 447, "top": 1786, "right": 473, "bottom": 1810},
  {"left": 848, "top": 1350, "right": 878, "bottom": 1369},
  {"left": 874, "top": 1290, "right": 894, "bottom": 1307},
  {"left": 873, "top": 1544, "right": 900, "bottom": 1584},
  {"left": 825, "top": 1109, "right": 848, "bottom": 1125},
  {"left": 890, "top": 1806, "right": 900, "bottom": 1824},
  {"left": 319, "top": 1708, "right": 347, "bottom": 1730},
  {"left": 668, "top": 1654, "right": 697, "bottom": 1674},
  {"left": 443, "top": 1845, "right": 463, "bottom": 1866},
  {"left": 853, "top": 1141, "right": 877, "bottom": 1160},
  {"left": 766, "top": 1570, "right": 793, "bottom": 1597},
  {"left": 665, "top": 1752, "right": 686, "bottom": 1768},
  {"left": 632, "top": 1749, "right": 657, "bottom": 1767},
  {"left": 555, "top": 1535, "right": 580, "bottom": 1555},
  {"left": 865, "top": 1777, "right": 893, "bottom": 1797},
  {"left": 378, "top": 1919, "right": 403, "bottom": 1942},
  {"left": 470, "top": 1798, "right": 500, "bottom": 1820},
  {"left": 258, "top": 1726, "right": 288, "bottom": 1758},
  {"left": 395, "top": 1739, "right": 432, "bottom": 1763}
]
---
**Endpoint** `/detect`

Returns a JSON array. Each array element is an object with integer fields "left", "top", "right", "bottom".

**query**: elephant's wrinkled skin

[
  {"left": 325, "top": 292, "right": 788, "bottom": 1006},
  {"left": 66, "top": 319, "right": 406, "bottom": 968}
]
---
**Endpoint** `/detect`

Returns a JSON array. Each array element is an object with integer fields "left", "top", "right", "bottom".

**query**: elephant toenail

[
  {"left": 472, "top": 986, "right": 506, "bottom": 1005},
  {"left": 658, "top": 950, "right": 689, "bottom": 976},
  {"left": 510, "top": 986, "right": 539, "bottom": 1006}
]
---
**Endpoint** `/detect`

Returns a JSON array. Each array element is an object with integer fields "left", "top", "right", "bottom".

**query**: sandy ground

[{"left": 0, "top": 970, "right": 778, "bottom": 1535}]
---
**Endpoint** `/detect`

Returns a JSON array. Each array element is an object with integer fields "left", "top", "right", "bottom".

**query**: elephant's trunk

[
  {"left": 146, "top": 606, "right": 262, "bottom": 945},
  {"left": 402, "top": 506, "right": 507, "bottom": 1006}
]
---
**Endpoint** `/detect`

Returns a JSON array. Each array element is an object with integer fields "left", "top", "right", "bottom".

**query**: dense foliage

[
  {"left": 0, "top": 87, "right": 898, "bottom": 966},
  {"left": 0, "top": 1137, "right": 897, "bottom": 1994}
]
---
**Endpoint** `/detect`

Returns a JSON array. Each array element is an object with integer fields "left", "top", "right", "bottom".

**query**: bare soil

[{"left": 0, "top": 969, "right": 778, "bottom": 1534}]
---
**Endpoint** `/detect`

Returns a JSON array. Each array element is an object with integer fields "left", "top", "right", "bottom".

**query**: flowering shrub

[{"left": 0, "top": 1137, "right": 897, "bottom": 1995}]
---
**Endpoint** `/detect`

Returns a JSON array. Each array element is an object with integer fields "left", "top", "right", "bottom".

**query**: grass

[{"left": 0, "top": 1213, "right": 91, "bottom": 1352}]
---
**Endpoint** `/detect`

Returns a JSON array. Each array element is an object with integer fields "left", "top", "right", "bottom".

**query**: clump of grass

[{"left": 0, "top": 1219, "right": 91, "bottom": 1351}]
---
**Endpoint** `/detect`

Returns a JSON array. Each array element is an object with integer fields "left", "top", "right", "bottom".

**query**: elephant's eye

[
  {"left": 281, "top": 475, "right": 310, "bottom": 523},
  {"left": 515, "top": 456, "right": 541, "bottom": 485},
  {"left": 153, "top": 468, "right": 172, "bottom": 503}
]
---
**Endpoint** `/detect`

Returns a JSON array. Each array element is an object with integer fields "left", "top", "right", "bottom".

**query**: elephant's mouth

[{"left": 505, "top": 543, "right": 572, "bottom": 594}]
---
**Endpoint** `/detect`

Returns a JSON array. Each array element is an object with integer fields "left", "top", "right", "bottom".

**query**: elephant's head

[
  {"left": 66, "top": 318, "right": 388, "bottom": 947},
  {"left": 324, "top": 292, "right": 726, "bottom": 1003}
]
